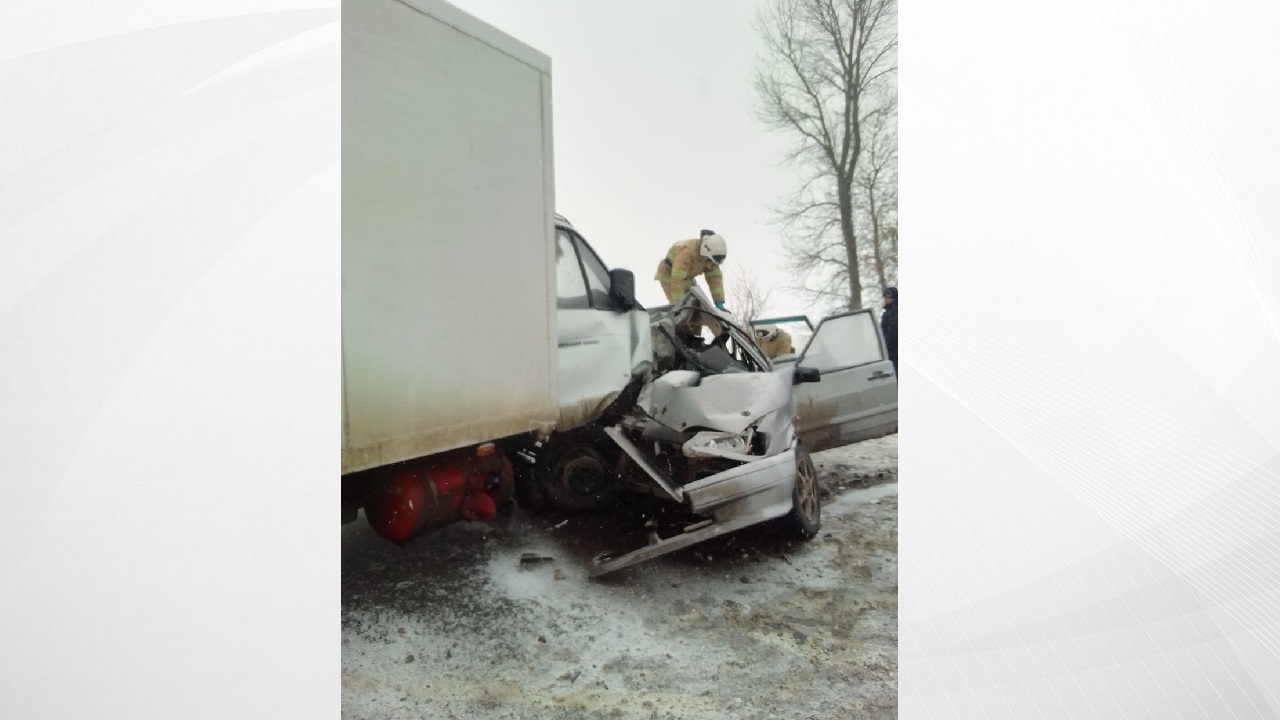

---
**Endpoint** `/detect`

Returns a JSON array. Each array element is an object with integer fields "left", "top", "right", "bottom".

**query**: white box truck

[
  {"left": 342, "top": 0, "right": 562, "bottom": 478},
  {"left": 342, "top": 0, "right": 898, "bottom": 576},
  {"left": 342, "top": 0, "right": 652, "bottom": 542}
]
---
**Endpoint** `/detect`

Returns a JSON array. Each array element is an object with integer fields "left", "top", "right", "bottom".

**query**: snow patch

[{"left": 826, "top": 482, "right": 899, "bottom": 517}]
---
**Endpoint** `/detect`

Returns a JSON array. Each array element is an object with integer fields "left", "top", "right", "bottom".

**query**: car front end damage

[{"left": 580, "top": 287, "right": 821, "bottom": 577}]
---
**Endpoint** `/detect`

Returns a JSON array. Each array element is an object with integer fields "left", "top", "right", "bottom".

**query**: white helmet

[{"left": 699, "top": 230, "right": 727, "bottom": 265}]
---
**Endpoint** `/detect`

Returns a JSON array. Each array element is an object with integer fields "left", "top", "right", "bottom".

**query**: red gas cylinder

[{"left": 363, "top": 446, "right": 513, "bottom": 544}]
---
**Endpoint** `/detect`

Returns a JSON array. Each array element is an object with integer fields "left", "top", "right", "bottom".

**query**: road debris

[{"left": 518, "top": 552, "right": 555, "bottom": 568}]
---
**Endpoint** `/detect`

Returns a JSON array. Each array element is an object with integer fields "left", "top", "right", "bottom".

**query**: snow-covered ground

[{"left": 342, "top": 435, "right": 897, "bottom": 720}]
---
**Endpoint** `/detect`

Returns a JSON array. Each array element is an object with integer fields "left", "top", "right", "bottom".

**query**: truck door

[
  {"left": 554, "top": 227, "right": 646, "bottom": 416},
  {"left": 790, "top": 309, "right": 898, "bottom": 452}
]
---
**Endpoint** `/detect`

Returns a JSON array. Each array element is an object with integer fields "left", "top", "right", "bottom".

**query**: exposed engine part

[
  {"left": 603, "top": 426, "right": 684, "bottom": 502},
  {"left": 588, "top": 443, "right": 801, "bottom": 577},
  {"left": 682, "top": 429, "right": 758, "bottom": 461}
]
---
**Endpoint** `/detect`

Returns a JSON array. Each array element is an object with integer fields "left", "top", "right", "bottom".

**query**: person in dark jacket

[{"left": 880, "top": 287, "right": 898, "bottom": 374}]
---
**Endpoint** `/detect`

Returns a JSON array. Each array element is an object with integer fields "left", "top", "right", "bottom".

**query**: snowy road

[{"left": 342, "top": 435, "right": 897, "bottom": 720}]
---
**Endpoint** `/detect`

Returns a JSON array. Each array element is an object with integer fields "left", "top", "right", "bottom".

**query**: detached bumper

[
  {"left": 589, "top": 431, "right": 800, "bottom": 578},
  {"left": 682, "top": 448, "right": 796, "bottom": 516}
]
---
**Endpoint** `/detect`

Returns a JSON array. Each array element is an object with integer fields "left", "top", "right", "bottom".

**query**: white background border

[
  {"left": 902, "top": 0, "right": 1280, "bottom": 716},
  {"left": 2, "top": 0, "right": 1278, "bottom": 717},
  {"left": 1, "top": 2, "right": 340, "bottom": 718}
]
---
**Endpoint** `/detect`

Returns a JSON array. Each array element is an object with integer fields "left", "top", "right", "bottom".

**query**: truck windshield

[{"left": 555, "top": 230, "right": 590, "bottom": 309}]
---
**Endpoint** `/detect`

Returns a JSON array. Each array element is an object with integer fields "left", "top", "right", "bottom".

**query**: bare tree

[
  {"left": 858, "top": 223, "right": 897, "bottom": 308},
  {"left": 754, "top": 0, "right": 897, "bottom": 312},
  {"left": 727, "top": 265, "right": 776, "bottom": 326},
  {"left": 856, "top": 101, "right": 897, "bottom": 306}
]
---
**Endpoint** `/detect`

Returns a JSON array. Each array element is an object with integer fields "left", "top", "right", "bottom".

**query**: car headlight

[{"left": 682, "top": 430, "right": 755, "bottom": 458}]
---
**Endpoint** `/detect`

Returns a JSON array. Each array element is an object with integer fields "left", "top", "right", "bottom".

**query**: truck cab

[{"left": 550, "top": 215, "right": 653, "bottom": 430}]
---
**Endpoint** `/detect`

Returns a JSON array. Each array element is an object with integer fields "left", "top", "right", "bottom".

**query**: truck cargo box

[{"left": 342, "top": 0, "right": 558, "bottom": 474}]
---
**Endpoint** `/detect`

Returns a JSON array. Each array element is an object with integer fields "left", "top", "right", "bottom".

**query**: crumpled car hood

[{"left": 639, "top": 370, "right": 791, "bottom": 434}]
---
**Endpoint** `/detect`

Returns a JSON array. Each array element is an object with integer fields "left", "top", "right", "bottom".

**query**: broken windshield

[{"left": 649, "top": 288, "right": 770, "bottom": 376}]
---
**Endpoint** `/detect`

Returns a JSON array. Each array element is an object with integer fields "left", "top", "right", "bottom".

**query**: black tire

[
  {"left": 780, "top": 444, "right": 821, "bottom": 539},
  {"left": 539, "top": 442, "right": 620, "bottom": 512}
]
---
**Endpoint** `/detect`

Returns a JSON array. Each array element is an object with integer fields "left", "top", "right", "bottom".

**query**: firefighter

[
  {"left": 753, "top": 325, "right": 794, "bottom": 359},
  {"left": 655, "top": 230, "right": 728, "bottom": 309}
]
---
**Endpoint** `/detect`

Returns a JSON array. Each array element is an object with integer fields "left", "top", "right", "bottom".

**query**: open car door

[{"left": 790, "top": 309, "right": 897, "bottom": 452}]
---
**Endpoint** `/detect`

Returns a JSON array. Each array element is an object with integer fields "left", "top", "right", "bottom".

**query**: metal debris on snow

[{"left": 519, "top": 552, "right": 555, "bottom": 568}]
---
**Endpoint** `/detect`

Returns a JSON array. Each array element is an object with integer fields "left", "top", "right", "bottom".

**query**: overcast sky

[{"left": 444, "top": 0, "right": 820, "bottom": 318}]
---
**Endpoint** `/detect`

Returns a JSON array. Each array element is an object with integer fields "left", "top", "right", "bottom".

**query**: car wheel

[{"left": 780, "top": 444, "right": 821, "bottom": 539}]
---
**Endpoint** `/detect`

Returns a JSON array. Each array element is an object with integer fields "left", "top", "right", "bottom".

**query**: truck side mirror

[
  {"left": 793, "top": 366, "right": 821, "bottom": 385},
  {"left": 608, "top": 268, "right": 636, "bottom": 311}
]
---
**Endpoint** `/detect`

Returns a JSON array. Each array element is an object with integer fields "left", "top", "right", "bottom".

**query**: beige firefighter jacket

[{"left": 654, "top": 238, "right": 725, "bottom": 304}]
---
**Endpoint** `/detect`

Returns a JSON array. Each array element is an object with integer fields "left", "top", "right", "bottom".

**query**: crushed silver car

[
  {"left": 583, "top": 287, "right": 828, "bottom": 576},
  {"left": 511, "top": 286, "right": 831, "bottom": 576}
]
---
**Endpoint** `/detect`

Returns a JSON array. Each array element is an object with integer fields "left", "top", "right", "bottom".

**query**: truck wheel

[
  {"left": 780, "top": 444, "right": 821, "bottom": 539},
  {"left": 541, "top": 443, "right": 619, "bottom": 512}
]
